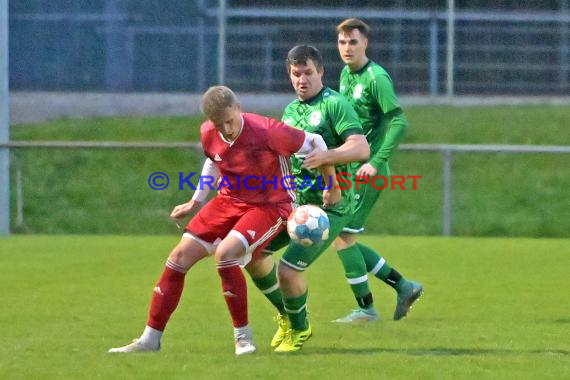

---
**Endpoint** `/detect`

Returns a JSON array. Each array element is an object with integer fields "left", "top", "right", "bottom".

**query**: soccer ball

[{"left": 287, "top": 205, "right": 330, "bottom": 247}]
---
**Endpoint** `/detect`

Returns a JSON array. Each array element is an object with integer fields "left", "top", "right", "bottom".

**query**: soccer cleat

[
  {"left": 234, "top": 328, "right": 256, "bottom": 356},
  {"left": 108, "top": 338, "right": 159, "bottom": 353},
  {"left": 394, "top": 280, "right": 424, "bottom": 320},
  {"left": 332, "top": 308, "right": 379, "bottom": 324},
  {"left": 274, "top": 322, "right": 312, "bottom": 353},
  {"left": 270, "top": 313, "right": 290, "bottom": 348}
]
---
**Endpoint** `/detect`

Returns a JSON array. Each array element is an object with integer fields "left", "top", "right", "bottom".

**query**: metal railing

[
  {"left": 2, "top": 141, "right": 569, "bottom": 236},
  {"left": 398, "top": 143, "right": 570, "bottom": 235}
]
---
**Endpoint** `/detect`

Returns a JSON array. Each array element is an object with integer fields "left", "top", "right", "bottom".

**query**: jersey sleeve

[
  {"left": 191, "top": 158, "right": 220, "bottom": 202},
  {"left": 281, "top": 103, "right": 295, "bottom": 125},
  {"left": 369, "top": 111, "right": 408, "bottom": 170},
  {"left": 370, "top": 73, "right": 401, "bottom": 114},
  {"left": 199, "top": 121, "right": 212, "bottom": 159},
  {"left": 327, "top": 95, "right": 364, "bottom": 141},
  {"left": 368, "top": 73, "right": 408, "bottom": 170},
  {"left": 266, "top": 117, "right": 305, "bottom": 156},
  {"left": 338, "top": 67, "right": 349, "bottom": 95}
]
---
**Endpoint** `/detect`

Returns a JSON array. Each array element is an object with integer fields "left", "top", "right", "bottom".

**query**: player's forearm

[
  {"left": 370, "top": 111, "right": 407, "bottom": 170},
  {"left": 318, "top": 164, "right": 338, "bottom": 188},
  {"left": 324, "top": 135, "right": 370, "bottom": 165},
  {"left": 298, "top": 131, "right": 328, "bottom": 154}
]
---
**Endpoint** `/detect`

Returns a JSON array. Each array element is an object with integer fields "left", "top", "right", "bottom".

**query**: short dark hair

[
  {"left": 285, "top": 45, "right": 324, "bottom": 72},
  {"left": 200, "top": 86, "right": 239, "bottom": 121},
  {"left": 336, "top": 18, "right": 370, "bottom": 38}
]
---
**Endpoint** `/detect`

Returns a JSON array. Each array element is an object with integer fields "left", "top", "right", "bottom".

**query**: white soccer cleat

[
  {"left": 234, "top": 328, "right": 256, "bottom": 356},
  {"left": 108, "top": 338, "right": 159, "bottom": 353},
  {"left": 332, "top": 308, "right": 379, "bottom": 324}
]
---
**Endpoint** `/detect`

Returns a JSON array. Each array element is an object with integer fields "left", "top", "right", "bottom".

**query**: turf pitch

[{"left": 1, "top": 235, "right": 568, "bottom": 379}]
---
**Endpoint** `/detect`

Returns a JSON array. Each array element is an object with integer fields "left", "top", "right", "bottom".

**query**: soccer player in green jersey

[
  {"left": 333, "top": 18, "right": 423, "bottom": 323},
  {"left": 270, "top": 45, "right": 376, "bottom": 352}
]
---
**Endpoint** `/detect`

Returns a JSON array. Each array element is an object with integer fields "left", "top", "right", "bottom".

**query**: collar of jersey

[
  {"left": 349, "top": 59, "right": 372, "bottom": 75},
  {"left": 299, "top": 87, "right": 327, "bottom": 105},
  {"left": 218, "top": 114, "right": 244, "bottom": 146}
]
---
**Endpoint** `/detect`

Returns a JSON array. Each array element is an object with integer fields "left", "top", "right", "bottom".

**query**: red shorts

[{"left": 185, "top": 196, "right": 291, "bottom": 264}]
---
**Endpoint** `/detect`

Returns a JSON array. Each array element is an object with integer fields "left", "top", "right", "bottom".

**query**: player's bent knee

[
  {"left": 213, "top": 248, "right": 243, "bottom": 264},
  {"left": 244, "top": 254, "right": 274, "bottom": 277},
  {"left": 277, "top": 261, "right": 300, "bottom": 282},
  {"left": 214, "top": 235, "right": 247, "bottom": 263},
  {"left": 168, "top": 239, "right": 208, "bottom": 270},
  {"left": 333, "top": 233, "right": 356, "bottom": 250},
  {"left": 277, "top": 262, "right": 306, "bottom": 296}
]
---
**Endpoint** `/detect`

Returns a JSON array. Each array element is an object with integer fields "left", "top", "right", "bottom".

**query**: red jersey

[{"left": 200, "top": 112, "right": 305, "bottom": 205}]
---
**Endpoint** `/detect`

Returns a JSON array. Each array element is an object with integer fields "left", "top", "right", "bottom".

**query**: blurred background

[
  {"left": 8, "top": 0, "right": 570, "bottom": 94},
  {"left": 1, "top": 1, "right": 569, "bottom": 237}
]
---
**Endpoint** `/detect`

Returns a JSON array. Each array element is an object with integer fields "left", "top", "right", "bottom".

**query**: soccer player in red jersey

[{"left": 109, "top": 86, "right": 335, "bottom": 355}]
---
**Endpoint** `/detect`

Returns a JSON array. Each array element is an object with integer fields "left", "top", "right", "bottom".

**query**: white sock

[
  {"left": 234, "top": 325, "right": 251, "bottom": 339},
  {"left": 139, "top": 325, "right": 162, "bottom": 348}
]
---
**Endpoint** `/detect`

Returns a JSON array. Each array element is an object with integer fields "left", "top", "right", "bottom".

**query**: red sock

[
  {"left": 216, "top": 260, "right": 248, "bottom": 328},
  {"left": 147, "top": 261, "right": 186, "bottom": 331}
]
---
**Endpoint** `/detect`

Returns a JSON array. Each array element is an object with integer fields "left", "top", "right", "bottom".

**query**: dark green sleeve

[
  {"left": 370, "top": 73, "right": 400, "bottom": 114},
  {"left": 369, "top": 109, "right": 408, "bottom": 170},
  {"left": 369, "top": 73, "right": 407, "bottom": 170},
  {"left": 339, "top": 127, "right": 365, "bottom": 141},
  {"left": 327, "top": 95, "right": 363, "bottom": 140}
]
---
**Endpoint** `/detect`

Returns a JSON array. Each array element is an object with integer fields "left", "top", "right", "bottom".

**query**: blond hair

[{"left": 200, "top": 86, "right": 239, "bottom": 121}]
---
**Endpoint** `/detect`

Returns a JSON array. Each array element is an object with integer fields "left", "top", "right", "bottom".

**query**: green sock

[
  {"left": 283, "top": 291, "right": 308, "bottom": 330},
  {"left": 251, "top": 263, "right": 285, "bottom": 314},
  {"left": 357, "top": 243, "right": 405, "bottom": 291},
  {"left": 337, "top": 245, "right": 373, "bottom": 309}
]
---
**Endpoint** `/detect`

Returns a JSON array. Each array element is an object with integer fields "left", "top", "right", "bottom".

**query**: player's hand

[
  {"left": 357, "top": 163, "right": 378, "bottom": 177},
  {"left": 323, "top": 186, "right": 341, "bottom": 208},
  {"left": 302, "top": 143, "right": 329, "bottom": 169},
  {"left": 170, "top": 200, "right": 202, "bottom": 221}
]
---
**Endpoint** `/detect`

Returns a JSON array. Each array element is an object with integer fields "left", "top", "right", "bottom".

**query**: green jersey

[
  {"left": 282, "top": 87, "right": 364, "bottom": 215},
  {"left": 339, "top": 60, "right": 408, "bottom": 170}
]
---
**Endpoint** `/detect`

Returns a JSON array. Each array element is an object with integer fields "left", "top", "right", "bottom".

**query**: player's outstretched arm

[
  {"left": 291, "top": 131, "right": 340, "bottom": 206},
  {"left": 296, "top": 131, "right": 328, "bottom": 155},
  {"left": 369, "top": 110, "right": 407, "bottom": 171},
  {"left": 170, "top": 200, "right": 203, "bottom": 220},
  {"left": 303, "top": 134, "right": 370, "bottom": 168},
  {"left": 191, "top": 157, "right": 220, "bottom": 201},
  {"left": 169, "top": 158, "right": 220, "bottom": 221},
  {"left": 321, "top": 166, "right": 341, "bottom": 207}
]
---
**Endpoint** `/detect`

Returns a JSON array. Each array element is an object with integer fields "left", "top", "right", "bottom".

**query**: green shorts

[
  {"left": 343, "top": 162, "right": 390, "bottom": 234},
  {"left": 263, "top": 211, "right": 352, "bottom": 271}
]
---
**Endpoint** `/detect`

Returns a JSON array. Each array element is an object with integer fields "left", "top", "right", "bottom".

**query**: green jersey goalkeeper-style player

[{"left": 332, "top": 18, "right": 423, "bottom": 323}]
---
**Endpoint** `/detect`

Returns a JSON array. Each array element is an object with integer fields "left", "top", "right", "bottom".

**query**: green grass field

[
  {"left": 1, "top": 235, "right": 568, "bottom": 379},
  {"left": 9, "top": 104, "right": 570, "bottom": 237}
]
